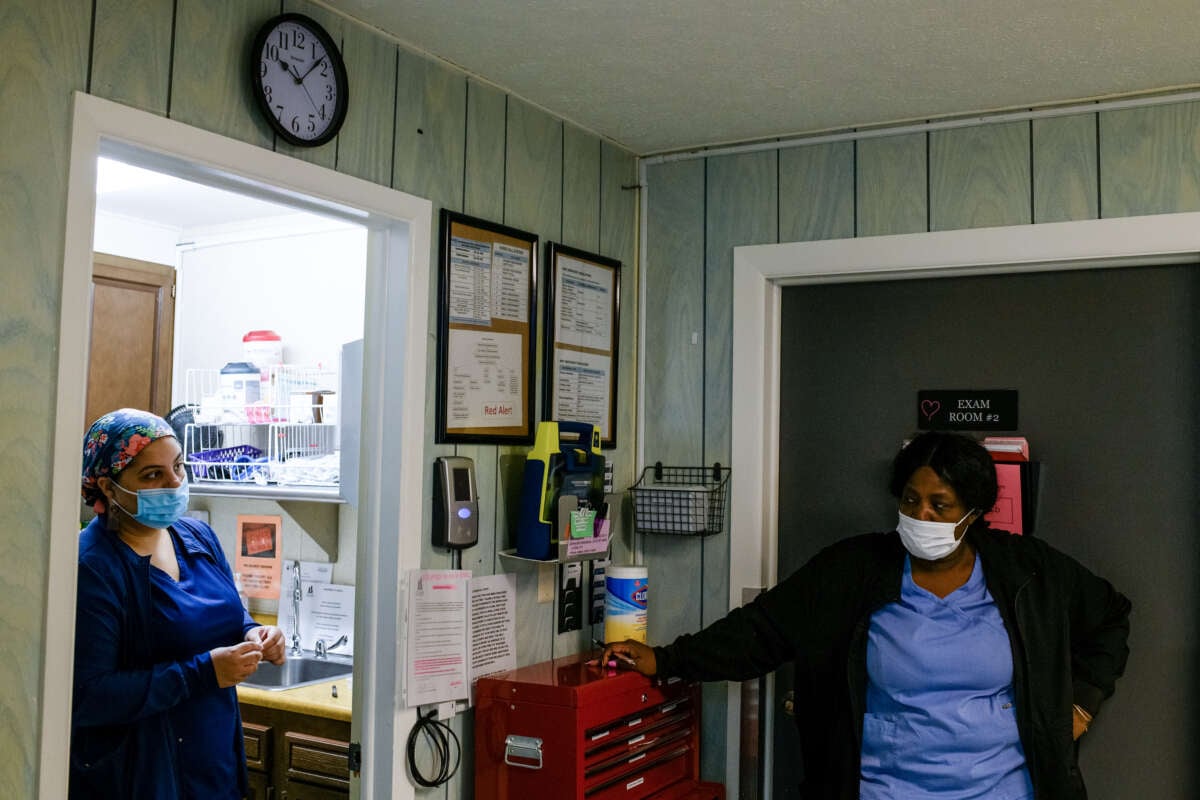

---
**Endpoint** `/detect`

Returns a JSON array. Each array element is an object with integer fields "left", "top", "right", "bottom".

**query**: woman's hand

[
  {"left": 246, "top": 625, "right": 286, "bottom": 665},
  {"left": 210, "top": 640, "right": 264, "bottom": 687},
  {"left": 599, "top": 639, "right": 657, "bottom": 677}
]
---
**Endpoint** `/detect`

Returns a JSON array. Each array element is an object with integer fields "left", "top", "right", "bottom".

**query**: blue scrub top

[
  {"left": 148, "top": 527, "right": 248, "bottom": 799},
  {"left": 860, "top": 554, "right": 1035, "bottom": 800}
]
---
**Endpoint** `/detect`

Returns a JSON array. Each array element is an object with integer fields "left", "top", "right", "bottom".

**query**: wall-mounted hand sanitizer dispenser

[{"left": 433, "top": 456, "right": 479, "bottom": 549}]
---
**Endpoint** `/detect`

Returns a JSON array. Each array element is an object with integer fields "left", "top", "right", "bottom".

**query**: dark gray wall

[{"left": 776, "top": 264, "right": 1198, "bottom": 798}]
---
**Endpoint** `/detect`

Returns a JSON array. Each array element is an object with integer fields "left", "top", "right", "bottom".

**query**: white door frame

[
  {"left": 726, "top": 210, "right": 1200, "bottom": 798},
  {"left": 43, "top": 92, "right": 431, "bottom": 800}
]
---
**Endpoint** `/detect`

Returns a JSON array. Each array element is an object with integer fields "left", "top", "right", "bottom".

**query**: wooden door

[{"left": 86, "top": 253, "right": 176, "bottom": 424}]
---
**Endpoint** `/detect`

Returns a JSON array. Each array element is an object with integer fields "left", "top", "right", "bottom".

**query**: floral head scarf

[{"left": 81, "top": 408, "right": 177, "bottom": 514}]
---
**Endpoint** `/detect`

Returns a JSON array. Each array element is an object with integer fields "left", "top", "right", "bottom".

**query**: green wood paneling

[
  {"left": 504, "top": 98, "right": 563, "bottom": 243},
  {"left": 389, "top": 47, "right": 468, "bottom": 583},
  {"left": 464, "top": 80, "right": 507, "bottom": 221},
  {"left": 701, "top": 148, "right": 778, "bottom": 783},
  {"left": 392, "top": 48, "right": 466, "bottom": 210},
  {"left": 600, "top": 142, "right": 637, "bottom": 567},
  {"left": 1100, "top": 100, "right": 1200, "bottom": 217},
  {"left": 504, "top": 97, "right": 563, "bottom": 664},
  {"left": 930, "top": 121, "right": 1031, "bottom": 231},
  {"left": 780, "top": 141, "right": 854, "bottom": 242},
  {"left": 643, "top": 159, "right": 705, "bottom": 649},
  {"left": 406, "top": 55, "right": 467, "bottom": 585},
  {"left": 1033, "top": 113, "right": 1099, "bottom": 222},
  {"left": 562, "top": 124, "right": 601, "bottom": 251},
  {"left": 704, "top": 151, "right": 777, "bottom": 474},
  {"left": 856, "top": 133, "right": 927, "bottom": 236},
  {"left": 275, "top": 0, "right": 343, "bottom": 170},
  {"left": 91, "top": 0, "right": 173, "bottom": 114},
  {"left": 334, "top": 22, "right": 395, "bottom": 185},
  {"left": 1, "top": 0, "right": 91, "bottom": 793},
  {"left": 170, "top": 0, "right": 275, "bottom": 148}
]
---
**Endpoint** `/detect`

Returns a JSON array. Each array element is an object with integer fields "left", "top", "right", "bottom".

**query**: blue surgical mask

[{"left": 111, "top": 480, "right": 190, "bottom": 529}]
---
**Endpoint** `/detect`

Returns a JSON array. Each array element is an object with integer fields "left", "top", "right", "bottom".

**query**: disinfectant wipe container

[{"left": 604, "top": 565, "right": 648, "bottom": 644}]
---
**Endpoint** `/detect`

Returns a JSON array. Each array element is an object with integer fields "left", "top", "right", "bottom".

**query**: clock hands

[
  {"left": 274, "top": 55, "right": 323, "bottom": 115},
  {"left": 299, "top": 55, "right": 327, "bottom": 82},
  {"left": 278, "top": 58, "right": 302, "bottom": 83}
]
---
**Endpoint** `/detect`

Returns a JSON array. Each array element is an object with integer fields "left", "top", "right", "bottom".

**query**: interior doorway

[
  {"left": 44, "top": 93, "right": 431, "bottom": 800},
  {"left": 725, "top": 211, "right": 1200, "bottom": 800},
  {"left": 772, "top": 264, "right": 1197, "bottom": 798}
]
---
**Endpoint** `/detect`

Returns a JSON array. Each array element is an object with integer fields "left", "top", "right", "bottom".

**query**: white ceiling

[
  {"left": 96, "top": 159, "right": 302, "bottom": 231},
  {"left": 325, "top": 0, "right": 1200, "bottom": 155}
]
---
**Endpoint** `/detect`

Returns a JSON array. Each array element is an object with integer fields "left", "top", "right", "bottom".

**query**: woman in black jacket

[{"left": 603, "top": 432, "right": 1130, "bottom": 799}]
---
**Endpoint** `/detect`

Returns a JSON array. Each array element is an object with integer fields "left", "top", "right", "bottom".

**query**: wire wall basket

[{"left": 630, "top": 462, "right": 730, "bottom": 536}]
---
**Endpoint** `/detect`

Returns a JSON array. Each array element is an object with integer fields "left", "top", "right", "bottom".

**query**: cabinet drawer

[
  {"left": 585, "top": 726, "right": 693, "bottom": 784},
  {"left": 585, "top": 706, "right": 694, "bottom": 766},
  {"left": 584, "top": 696, "right": 693, "bottom": 753},
  {"left": 285, "top": 731, "right": 350, "bottom": 791},
  {"left": 242, "top": 721, "right": 272, "bottom": 773},
  {"left": 584, "top": 744, "right": 692, "bottom": 800}
]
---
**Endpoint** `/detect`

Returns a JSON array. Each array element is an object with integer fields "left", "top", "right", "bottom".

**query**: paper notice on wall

[
  {"left": 299, "top": 561, "right": 333, "bottom": 584},
  {"left": 554, "top": 255, "right": 613, "bottom": 350},
  {"left": 299, "top": 582, "right": 355, "bottom": 655},
  {"left": 404, "top": 569, "right": 471, "bottom": 707},
  {"left": 491, "top": 242, "right": 530, "bottom": 323},
  {"left": 468, "top": 573, "right": 516, "bottom": 684},
  {"left": 235, "top": 515, "right": 282, "bottom": 599},
  {"left": 552, "top": 349, "right": 612, "bottom": 440},
  {"left": 446, "top": 329, "right": 525, "bottom": 428},
  {"left": 447, "top": 236, "right": 493, "bottom": 325}
]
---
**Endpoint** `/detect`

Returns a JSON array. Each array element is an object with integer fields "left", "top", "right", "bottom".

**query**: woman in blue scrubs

[
  {"left": 603, "top": 432, "right": 1131, "bottom": 799},
  {"left": 71, "top": 409, "right": 287, "bottom": 798}
]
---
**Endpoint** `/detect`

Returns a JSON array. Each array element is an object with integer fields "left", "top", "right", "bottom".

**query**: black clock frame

[{"left": 249, "top": 13, "right": 349, "bottom": 148}]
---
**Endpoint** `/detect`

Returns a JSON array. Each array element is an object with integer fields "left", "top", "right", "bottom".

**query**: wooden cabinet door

[
  {"left": 86, "top": 252, "right": 175, "bottom": 424},
  {"left": 245, "top": 770, "right": 272, "bottom": 800}
]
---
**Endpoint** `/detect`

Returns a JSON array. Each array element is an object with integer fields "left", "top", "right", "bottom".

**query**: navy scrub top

[{"left": 148, "top": 526, "right": 249, "bottom": 799}]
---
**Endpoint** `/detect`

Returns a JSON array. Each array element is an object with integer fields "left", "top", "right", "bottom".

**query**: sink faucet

[
  {"left": 290, "top": 560, "right": 303, "bottom": 657},
  {"left": 314, "top": 634, "right": 348, "bottom": 659}
]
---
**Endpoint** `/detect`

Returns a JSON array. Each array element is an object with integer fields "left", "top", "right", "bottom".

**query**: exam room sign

[{"left": 917, "top": 390, "right": 1018, "bottom": 431}]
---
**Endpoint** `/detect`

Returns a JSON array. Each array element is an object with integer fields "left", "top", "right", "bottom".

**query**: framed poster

[
  {"left": 435, "top": 210, "right": 538, "bottom": 444},
  {"left": 543, "top": 242, "right": 621, "bottom": 448}
]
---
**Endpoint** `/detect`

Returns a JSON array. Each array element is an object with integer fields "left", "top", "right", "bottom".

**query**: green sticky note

[{"left": 570, "top": 508, "right": 596, "bottom": 539}]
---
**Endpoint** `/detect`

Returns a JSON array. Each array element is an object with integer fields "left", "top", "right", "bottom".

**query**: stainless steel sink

[{"left": 241, "top": 653, "right": 353, "bottom": 691}]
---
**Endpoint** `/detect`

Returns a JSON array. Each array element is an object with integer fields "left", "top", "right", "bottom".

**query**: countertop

[
  {"left": 237, "top": 676, "right": 352, "bottom": 722},
  {"left": 237, "top": 612, "right": 353, "bottom": 722}
]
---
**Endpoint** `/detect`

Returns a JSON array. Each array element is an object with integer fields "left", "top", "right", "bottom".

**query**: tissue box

[{"left": 634, "top": 485, "right": 710, "bottom": 534}]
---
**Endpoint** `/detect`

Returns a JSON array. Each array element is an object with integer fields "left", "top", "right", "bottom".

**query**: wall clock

[{"left": 250, "top": 13, "right": 348, "bottom": 147}]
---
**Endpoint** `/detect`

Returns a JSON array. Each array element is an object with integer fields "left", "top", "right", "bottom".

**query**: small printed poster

[{"left": 235, "top": 514, "right": 283, "bottom": 599}]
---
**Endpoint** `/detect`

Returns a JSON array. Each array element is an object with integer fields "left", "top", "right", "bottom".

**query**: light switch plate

[{"left": 537, "top": 562, "right": 554, "bottom": 603}]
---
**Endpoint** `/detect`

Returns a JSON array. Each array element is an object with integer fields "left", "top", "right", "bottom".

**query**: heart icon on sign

[{"left": 920, "top": 399, "right": 941, "bottom": 420}]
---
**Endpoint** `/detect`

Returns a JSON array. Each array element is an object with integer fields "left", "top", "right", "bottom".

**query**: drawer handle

[{"left": 504, "top": 735, "right": 543, "bottom": 770}]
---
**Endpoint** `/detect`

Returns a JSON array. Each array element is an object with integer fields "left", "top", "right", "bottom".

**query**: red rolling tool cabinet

[{"left": 474, "top": 652, "right": 725, "bottom": 800}]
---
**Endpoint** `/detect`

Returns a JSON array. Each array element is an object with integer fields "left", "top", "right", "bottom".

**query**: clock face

[{"left": 251, "top": 14, "right": 348, "bottom": 147}]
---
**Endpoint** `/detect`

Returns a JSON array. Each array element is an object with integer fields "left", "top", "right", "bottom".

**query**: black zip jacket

[{"left": 653, "top": 527, "right": 1131, "bottom": 799}]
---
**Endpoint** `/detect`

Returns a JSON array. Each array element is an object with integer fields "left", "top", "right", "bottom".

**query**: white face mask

[{"left": 896, "top": 509, "right": 974, "bottom": 561}]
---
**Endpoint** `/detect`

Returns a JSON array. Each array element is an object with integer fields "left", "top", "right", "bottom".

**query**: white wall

[
  {"left": 172, "top": 216, "right": 368, "bottom": 400},
  {"left": 93, "top": 210, "right": 183, "bottom": 266}
]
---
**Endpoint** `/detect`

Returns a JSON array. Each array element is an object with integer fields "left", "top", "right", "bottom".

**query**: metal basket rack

[
  {"left": 630, "top": 462, "right": 730, "bottom": 536},
  {"left": 182, "top": 365, "right": 340, "bottom": 487}
]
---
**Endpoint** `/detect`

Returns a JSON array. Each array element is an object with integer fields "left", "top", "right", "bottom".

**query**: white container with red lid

[{"left": 243, "top": 330, "right": 284, "bottom": 368}]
